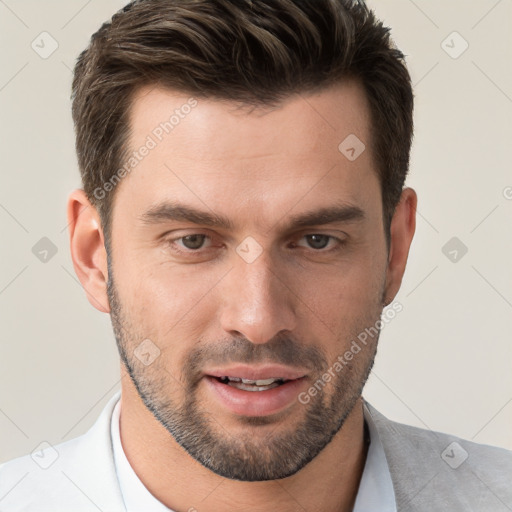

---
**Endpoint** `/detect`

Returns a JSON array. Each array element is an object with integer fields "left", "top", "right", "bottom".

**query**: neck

[{"left": 118, "top": 366, "right": 368, "bottom": 512}]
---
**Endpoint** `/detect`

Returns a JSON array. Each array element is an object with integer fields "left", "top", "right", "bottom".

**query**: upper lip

[{"left": 205, "top": 364, "right": 308, "bottom": 381}]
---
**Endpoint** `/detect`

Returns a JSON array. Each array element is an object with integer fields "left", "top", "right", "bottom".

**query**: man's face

[{"left": 107, "top": 80, "right": 389, "bottom": 481}]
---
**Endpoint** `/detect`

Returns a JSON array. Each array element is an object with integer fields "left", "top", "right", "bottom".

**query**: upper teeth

[{"left": 224, "top": 377, "right": 284, "bottom": 385}]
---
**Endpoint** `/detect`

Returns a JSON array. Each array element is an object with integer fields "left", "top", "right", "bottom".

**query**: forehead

[
  {"left": 129, "top": 80, "right": 373, "bottom": 163},
  {"left": 113, "top": 80, "right": 380, "bottom": 232}
]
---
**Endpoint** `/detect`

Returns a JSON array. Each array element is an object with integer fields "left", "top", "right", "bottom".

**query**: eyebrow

[
  {"left": 139, "top": 201, "right": 365, "bottom": 231},
  {"left": 140, "top": 202, "right": 235, "bottom": 230}
]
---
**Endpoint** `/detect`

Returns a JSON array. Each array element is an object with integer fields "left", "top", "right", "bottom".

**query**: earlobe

[
  {"left": 66, "top": 189, "right": 111, "bottom": 313},
  {"left": 383, "top": 187, "right": 417, "bottom": 304}
]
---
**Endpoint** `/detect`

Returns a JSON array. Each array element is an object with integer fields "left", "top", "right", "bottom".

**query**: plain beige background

[{"left": 0, "top": 0, "right": 511, "bottom": 465}]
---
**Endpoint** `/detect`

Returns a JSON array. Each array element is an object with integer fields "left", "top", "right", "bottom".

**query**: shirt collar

[
  {"left": 111, "top": 397, "right": 175, "bottom": 512},
  {"left": 111, "top": 396, "right": 396, "bottom": 512},
  {"left": 353, "top": 400, "right": 397, "bottom": 512}
]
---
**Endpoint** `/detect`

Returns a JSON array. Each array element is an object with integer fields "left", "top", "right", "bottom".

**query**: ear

[
  {"left": 383, "top": 187, "right": 417, "bottom": 305},
  {"left": 66, "top": 189, "right": 110, "bottom": 313}
]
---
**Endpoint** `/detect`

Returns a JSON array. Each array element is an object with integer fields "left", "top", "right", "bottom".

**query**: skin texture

[{"left": 67, "top": 79, "right": 417, "bottom": 511}]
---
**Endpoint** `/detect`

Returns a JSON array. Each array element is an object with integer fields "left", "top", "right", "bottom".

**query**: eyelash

[{"left": 164, "top": 233, "right": 346, "bottom": 256}]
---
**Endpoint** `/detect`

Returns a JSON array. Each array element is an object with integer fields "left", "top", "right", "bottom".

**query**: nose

[{"left": 219, "top": 247, "right": 297, "bottom": 344}]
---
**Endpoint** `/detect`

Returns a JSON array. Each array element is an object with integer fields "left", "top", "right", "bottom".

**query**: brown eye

[
  {"left": 303, "top": 234, "right": 331, "bottom": 250},
  {"left": 179, "top": 234, "right": 208, "bottom": 250}
]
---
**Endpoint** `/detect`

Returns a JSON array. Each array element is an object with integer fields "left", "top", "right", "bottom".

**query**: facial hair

[{"left": 107, "top": 264, "right": 383, "bottom": 481}]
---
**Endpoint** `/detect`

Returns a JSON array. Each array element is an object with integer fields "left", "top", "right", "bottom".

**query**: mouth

[
  {"left": 203, "top": 365, "right": 309, "bottom": 417},
  {"left": 214, "top": 376, "right": 291, "bottom": 392}
]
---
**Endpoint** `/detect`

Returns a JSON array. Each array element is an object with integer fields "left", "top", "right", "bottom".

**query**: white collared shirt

[
  {"left": 111, "top": 397, "right": 397, "bottom": 511},
  {"left": 353, "top": 402, "right": 397, "bottom": 512}
]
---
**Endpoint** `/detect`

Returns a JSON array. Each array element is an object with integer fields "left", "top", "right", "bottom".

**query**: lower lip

[{"left": 204, "top": 376, "right": 307, "bottom": 417}]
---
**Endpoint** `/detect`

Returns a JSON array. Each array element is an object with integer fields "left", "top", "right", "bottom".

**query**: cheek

[
  {"left": 117, "top": 262, "right": 221, "bottom": 340},
  {"left": 296, "top": 252, "right": 387, "bottom": 347}
]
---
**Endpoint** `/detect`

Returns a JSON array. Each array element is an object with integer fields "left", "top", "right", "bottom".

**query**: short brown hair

[{"left": 71, "top": 0, "right": 413, "bottom": 247}]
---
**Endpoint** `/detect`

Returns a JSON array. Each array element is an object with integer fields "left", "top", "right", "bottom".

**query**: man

[{"left": 0, "top": 0, "right": 510, "bottom": 510}]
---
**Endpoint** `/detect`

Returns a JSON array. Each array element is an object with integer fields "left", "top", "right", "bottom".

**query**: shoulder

[
  {"left": 364, "top": 400, "right": 512, "bottom": 511},
  {"left": 0, "top": 391, "right": 124, "bottom": 512}
]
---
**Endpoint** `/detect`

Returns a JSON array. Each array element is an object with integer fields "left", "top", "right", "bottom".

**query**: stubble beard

[{"left": 107, "top": 268, "right": 383, "bottom": 481}]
